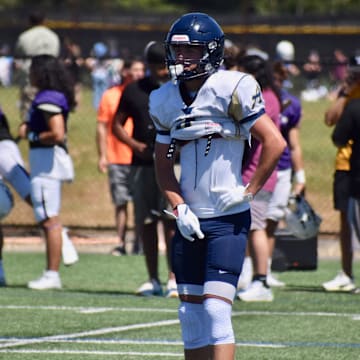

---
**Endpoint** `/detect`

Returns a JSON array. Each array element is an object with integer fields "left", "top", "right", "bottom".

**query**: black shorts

[{"left": 333, "top": 170, "right": 350, "bottom": 212}]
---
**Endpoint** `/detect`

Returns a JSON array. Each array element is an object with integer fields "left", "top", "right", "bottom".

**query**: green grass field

[{"left": 1, "top": 252, "right": 359, "bottom": 359}]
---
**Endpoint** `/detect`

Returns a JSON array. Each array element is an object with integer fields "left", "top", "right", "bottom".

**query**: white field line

[
  {"left": 0, "top": 305, "right": 359, "bottom": 319},
  {"left": 0, "top": 305, "right": 177, "bottom": 314},
  {"left": 0, "top": 306, "right": 358, "bottom": 351},
  {"left": 0, "top": 338, "right": 285, "bottom": 349},
  {"left": 0, "top": 349, "right": 183, "bottom": 357},
  {"left": 0, "top": 319, "right": 179, "bottom": 349}
]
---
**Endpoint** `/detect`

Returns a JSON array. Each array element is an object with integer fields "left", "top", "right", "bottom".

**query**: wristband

[{"left": 294, "top": 169, "right": 306, "bottom": 184}]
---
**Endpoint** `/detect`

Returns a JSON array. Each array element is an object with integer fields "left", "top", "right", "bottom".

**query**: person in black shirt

[
  {"left": 332, "top": 56, "right": 360, "bottom": 278},
  {"left": 113, "top": 42, "right": 177, "bottom": 297}
]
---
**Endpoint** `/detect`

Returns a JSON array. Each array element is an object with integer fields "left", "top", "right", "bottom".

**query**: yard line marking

[
  {"left": 0, "top": 319, "right": 179, "bottom": 349},
  {"left": 0, "top": 305, "right": 177, "bottom": 313},
  {"left": 0, "top": 349, "right": 183, "bottom": 357},
  {"left": 232, "top": 310, "right": 360, "bottom": 319},
  {"left": 1, "top": 305, "right": 359, "bottom": 319},
  {"left": 0, "top": 338, "right": 184, "bottom": 345}
]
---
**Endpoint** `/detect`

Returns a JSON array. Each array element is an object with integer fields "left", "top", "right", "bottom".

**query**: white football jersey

[{"left": 149, "top": 70, "right": 265, "bottom": 218}]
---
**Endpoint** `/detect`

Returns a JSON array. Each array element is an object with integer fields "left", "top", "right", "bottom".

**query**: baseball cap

[{"left": 144, "top": 41, "right": 166, "bottom": 64}]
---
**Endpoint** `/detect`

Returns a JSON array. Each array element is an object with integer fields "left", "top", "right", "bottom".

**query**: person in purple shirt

[
  {"left": 19, "top": 54, "right": 78, "bottom": 290},
  {"left": 265, "top": 61, "right": 306, "bottom": 287}
]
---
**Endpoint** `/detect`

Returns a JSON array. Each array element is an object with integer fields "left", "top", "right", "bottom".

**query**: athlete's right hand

[{"left": 165, "top": 204, "right": 204, "bottom": 242}]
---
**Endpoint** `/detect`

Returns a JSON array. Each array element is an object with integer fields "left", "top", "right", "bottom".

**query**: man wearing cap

[
  {"left": 112, "top": 41, "right": 177, "bottom": 297},
  {"left": 15, "top": 11, "right": 60, "bottom": 122},
  {"left": 324, "top": 54, "right": 360, "bottom": 292}
]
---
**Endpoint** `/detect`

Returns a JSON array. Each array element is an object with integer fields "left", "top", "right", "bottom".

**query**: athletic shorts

[
  {"left": 334, "top": 170, "right": 350, "bottom": 212},
  {"left": 266, "top": 168, "right": 292, "bottom": 222},
  {"left": 108, "top": 164, "right": 132, "bottom": 207},
  {"left": 172, "top": 211, "right": 251, "bottom": 299},
  {"left": 31, "top": 176, "right": 62, "bottom": 222},
  {"left": 250, "top": 189, "right": 272, "bottom": 231},
  {"left": 131, "top": 166, "right": 169, "bottom": 225}
]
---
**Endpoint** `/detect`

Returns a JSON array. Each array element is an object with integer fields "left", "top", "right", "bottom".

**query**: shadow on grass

[
  {"left": 4, "top": 284, "right": 139, "bottom": 297},
  {"left": 282, "top": 284, "right": 357, "bottom": 295}
]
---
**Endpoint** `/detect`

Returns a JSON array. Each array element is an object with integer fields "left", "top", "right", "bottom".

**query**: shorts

[
  {"left": 31, "top": 176, "right": 62, "bottom": 222},
  {"left": 172, "top": 211, "right": 251, "bottom": 298},
  {"left": 266, "top": 168, "right": 292, "bottom": 222},
  {"left": 334, "top": 170, "right": 350, "bottom": 212},
  {"left": 131, "top": 166, "right": 169, "bottom": 225},
  {"left": 108, "top": 164, "right": 132, "bottom": 206},
  {"left": 250, "top": 189, "right": 272, "bottom": 231}
]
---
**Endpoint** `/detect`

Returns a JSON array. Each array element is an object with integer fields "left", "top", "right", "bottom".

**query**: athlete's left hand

[{"left": 212, "top": 185, "right": 253, "bottom": 211}]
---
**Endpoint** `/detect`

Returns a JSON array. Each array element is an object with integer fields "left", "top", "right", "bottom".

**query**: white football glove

[
  {"left": 212, "top": 185, "right": 253, "bottom": 212},
  {"left": 165, "top": 204, "right": 204, "bottom": 242}
]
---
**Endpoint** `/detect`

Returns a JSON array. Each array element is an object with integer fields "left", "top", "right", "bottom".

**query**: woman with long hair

[{"left": 20, "top": 54, "right": 78, "bottom": 290}]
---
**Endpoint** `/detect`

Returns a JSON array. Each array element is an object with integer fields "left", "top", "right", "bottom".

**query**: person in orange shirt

[{"left": 96, "top": 57, "right": 145, "bottom": 255}]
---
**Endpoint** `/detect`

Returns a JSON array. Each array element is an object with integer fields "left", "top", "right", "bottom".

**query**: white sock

[{"left": 45, "top": 270, "right": 59, "bottom": 278}]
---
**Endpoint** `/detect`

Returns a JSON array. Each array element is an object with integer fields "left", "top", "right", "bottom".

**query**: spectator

[
  {"left": 113, "top": 41, "right": 177, "bottom": 297},
  {"left": 301, "top": 50, "right": 328, "bottom": 101},
  {"left": 0, "top": 106, "right": 32, "bottom": 286},
  {"left": 330, "top": 49, "right": 348, "bottom": 91},
  {"left": 96, "top": 57, "right": 145, "bottom": 256},
  {"left": 265, "top": 61, "right": 306, "bottom": 287},
  {"left": 0, "top": 44, "right": 13, "bottom": 87},
  {"left": 14, "top": 10, "right": 60, "bottom": 122},
  {"left": 85, "top": 42, "right": 119, "bottom": 109},
  {"left": 237, "top": 54, "right": 282, "bottom": 302},
  {"left": 62, "top": 37, "right": 84, "bottom": 107},
  {"left": 19, "top": 55, "right": 78, "bottom": 290},
  {"left": 275, "top": 40, "right": 300, "bottom": 88},
  {"left": 323, "top": 54, "right": 360, "bottom": 292},
  {"left": 150, "top": 13, "right": 285, "bottom": 359},
  {"left": 222, "top": 39, "right": 244, "bottom": 71}
]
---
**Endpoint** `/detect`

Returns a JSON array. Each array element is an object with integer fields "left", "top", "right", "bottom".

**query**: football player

[
  {"left": 0, "top": 106, "right": 32, "bottom": 286},
  {"left": 149, "top": 12, "right": 286, "bottom": 360}
]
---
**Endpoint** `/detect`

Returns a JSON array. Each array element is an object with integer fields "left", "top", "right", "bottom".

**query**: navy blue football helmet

[{"left": 165, "top": 12, "right": 225, "bottom": 81}]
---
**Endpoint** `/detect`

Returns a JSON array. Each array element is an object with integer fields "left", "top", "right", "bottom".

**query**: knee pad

[
  {"left": 178, "top": 302, "right": 209, "bottom": 349},
  {"left": 203, "top": 298, "right": 234, "bottom": 345}
]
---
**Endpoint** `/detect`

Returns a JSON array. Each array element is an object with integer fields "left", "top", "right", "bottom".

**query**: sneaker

[
  {"left": 322, "top": 271, "right": 356, "bottom": 292},
  {"left": 62, "top": 228, "right": 79, "bottom": 266},
  {"left": 238, "top": 280, "right": 274, "bottom": 302},
  {"left": 165, "top": 279, "right": 178, "bottom": 298},
  {"left": 111, "top": 245, "right": 126, "bottom": 256},
  {"left": 237, "top": 257, "right": 253, "bottom": 290},
  {"left": 28, "top": 271, "right": 62, "bottom": 290},
  {"left": 135, "top": 279, "right": 163, "bottom": 296},
  {"left": 267, "top": 272, "right": 285, "bottom": 287}
]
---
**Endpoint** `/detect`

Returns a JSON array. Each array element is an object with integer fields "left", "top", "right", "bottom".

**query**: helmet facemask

[{"left": 166, "top": 42, "right": 219, "bottom": 81}]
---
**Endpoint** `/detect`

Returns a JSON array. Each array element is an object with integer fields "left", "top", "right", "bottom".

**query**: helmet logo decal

[
  {"left": 208, "top": 41, "right": 217, "bottom": 51},
  {"left": 171, "top": 34, "right": 190, "bottom": 42}
]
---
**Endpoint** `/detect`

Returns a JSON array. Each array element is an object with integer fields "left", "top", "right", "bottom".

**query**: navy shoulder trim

[{"left": 239, "top": 108, "right": 265, "bottom": 124}]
